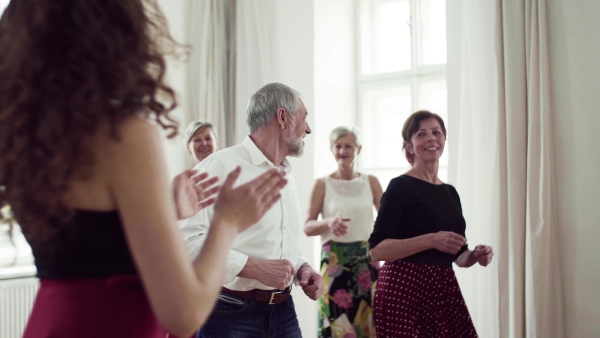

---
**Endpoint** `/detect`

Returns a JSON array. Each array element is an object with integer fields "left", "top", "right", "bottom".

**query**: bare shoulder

[
  {"left": 94, "top": 117, "right": 164, "bottom": 181},
  {"left": 98, "top": 117, "right": 161, "bottom": 161},
  {"left": 104, "top": 117, "right": 160, "bottom": 149},
  {"left": 367, "top": 174, "right": 383, "bottom": 208},
  {"left": 309, "top": 178, "right": 326, "bottom": 199},
  {"left": 313, "top": 177, "right": 326, "bottom": 191},
  {"left": 367, "top": 174, "right": 382, "bottom": 187},
  {"left": 63, "top": 117, "right": 161, "bottom": 209}
]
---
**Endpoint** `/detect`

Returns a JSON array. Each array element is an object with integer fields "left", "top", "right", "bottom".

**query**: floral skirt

[
  {"left": 318, "top": 241, "right": 379, "bottom": 338},
  {"left": 373, "top": 260, "right": 478, "bottom": 338}
]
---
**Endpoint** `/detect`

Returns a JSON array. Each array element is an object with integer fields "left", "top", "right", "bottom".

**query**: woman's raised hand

[
  {"left": 173, "top": 170, "right": 220, "bottom": 220},
  {"left": 213, "top": 167, "right": 287, "bottom": 233}
]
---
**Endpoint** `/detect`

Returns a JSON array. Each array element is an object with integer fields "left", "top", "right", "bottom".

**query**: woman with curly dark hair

[{"left": 0, "top": 1, "right": 287, "bottom": 337}]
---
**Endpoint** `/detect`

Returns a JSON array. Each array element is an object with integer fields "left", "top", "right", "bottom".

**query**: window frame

[
  {"left": 0, "top": 0, "right": 9, "bottom": 14},
  {"left": 356, "top": 0, "right": 448, "bottom": 186}
]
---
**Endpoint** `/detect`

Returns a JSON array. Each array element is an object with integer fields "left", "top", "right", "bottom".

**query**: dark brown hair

[
  {"left": 0, "top": 0, "right": 181, "bottom": 239},
  {"left": 401, "top": 110, "right": 447, "bottom": 164}
]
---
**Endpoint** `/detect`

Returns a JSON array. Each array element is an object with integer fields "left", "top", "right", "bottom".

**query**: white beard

[{"left": 283, "top": 119, "right": 304, "bottom": 157}]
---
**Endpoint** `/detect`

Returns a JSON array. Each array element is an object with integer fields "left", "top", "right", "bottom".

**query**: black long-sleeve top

[{"left": 368, "top": 175, "right": 468, "bottom": 267}]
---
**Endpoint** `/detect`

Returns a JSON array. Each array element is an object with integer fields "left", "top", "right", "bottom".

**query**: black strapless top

[{"left": 30, "top": 209, "right": 138, "bottom": 279}]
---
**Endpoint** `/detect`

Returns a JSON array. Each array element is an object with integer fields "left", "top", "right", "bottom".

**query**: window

[
  {"left": 0, "top": 0, "right": 9, "bottom": 15},
  {"left": 358, "top": 0, "right": 448, "bottom": 187},
  {"left": 0, "top": 1, "right": 35, "bottom": 272}
]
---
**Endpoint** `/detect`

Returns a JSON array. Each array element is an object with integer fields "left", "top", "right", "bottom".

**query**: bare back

[{"left": 60, "top": 126, "right": 116, "bottom": 211}]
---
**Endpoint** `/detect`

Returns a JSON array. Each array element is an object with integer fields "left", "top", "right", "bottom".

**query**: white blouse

[{"left": 320, "top": 173, "right": 376, "bottom": 245}]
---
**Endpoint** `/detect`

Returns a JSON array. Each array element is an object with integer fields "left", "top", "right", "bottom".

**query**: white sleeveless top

[{"left": 320, "top": 173, "right": 375, "bottom": 245}]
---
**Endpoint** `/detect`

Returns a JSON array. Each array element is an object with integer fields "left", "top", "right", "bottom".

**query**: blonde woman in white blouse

[{"left": 305, "top": 126, "right": 383, "bottom": 338}]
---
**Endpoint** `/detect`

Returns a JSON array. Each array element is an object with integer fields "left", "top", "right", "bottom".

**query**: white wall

[
  {"left": 314, "top": 0, "right": 358, "bottom": 179},
  {"left": 547, "top": 1, "right": 600, "bottom": 337}
]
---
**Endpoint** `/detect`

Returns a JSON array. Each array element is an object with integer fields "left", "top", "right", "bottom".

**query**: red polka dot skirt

[{"left": 373, "top": 260, "right": 478, "bottom": 338}]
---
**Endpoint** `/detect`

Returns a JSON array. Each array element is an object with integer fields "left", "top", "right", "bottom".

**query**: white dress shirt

[{"left": 180, "top": 136, "right": 309, "bottom": 291}]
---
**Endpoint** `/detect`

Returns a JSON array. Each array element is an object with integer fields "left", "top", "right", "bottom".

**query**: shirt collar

[{"left": 242, "top": 136, "right": 292, "bottom": 174}]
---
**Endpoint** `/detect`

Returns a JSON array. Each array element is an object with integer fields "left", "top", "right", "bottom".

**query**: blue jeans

[{"left": 196, "top": 292, "right": 302, "bottom": 338}]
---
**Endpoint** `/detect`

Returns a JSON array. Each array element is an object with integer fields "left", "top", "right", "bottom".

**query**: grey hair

[
  {"left": 329, "top": 126, "right": 361, "bottom": 147},
  {"left": 246, "top": 83, "right": 302, "bottom": 133},
  {"left": 185, "top": 121, "right": 217, "bottom": 145}
]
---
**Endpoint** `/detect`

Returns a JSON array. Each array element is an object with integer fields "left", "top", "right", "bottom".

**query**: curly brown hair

[{"left": 0, "top": 0, "right": 182, "bottom": 240}]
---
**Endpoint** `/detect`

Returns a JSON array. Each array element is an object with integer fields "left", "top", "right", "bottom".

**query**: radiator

[{"left": 0, "top": 277, "right": 39, "bottom": 338}]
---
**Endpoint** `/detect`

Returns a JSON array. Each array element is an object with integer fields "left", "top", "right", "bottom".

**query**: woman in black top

[{"left": 368, "top": 110, "right": 494, "bottom": 337}]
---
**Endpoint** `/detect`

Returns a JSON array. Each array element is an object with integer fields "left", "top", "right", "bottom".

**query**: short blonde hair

[
  {"left": 329, "top": 126, "right": 361, "bottom": 148},
  {"left": 185, "top": 121, "right": 217, "bottom": 145}
]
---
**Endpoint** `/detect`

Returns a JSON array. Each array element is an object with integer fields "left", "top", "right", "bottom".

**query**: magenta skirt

[
  {"left": 373, "top": 260, "right": 478, "bottom": 338},
  {"left": 23, "top": 275, "right": 167, "bottom": 338}
]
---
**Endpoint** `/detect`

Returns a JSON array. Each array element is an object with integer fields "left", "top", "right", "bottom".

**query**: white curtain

[
  {"left": 187, "top": 0, "right": 275, "bottom": 145},
  {"left": 187, "top": 0, "right": 236, "bottom": 147},
  {"left": 448, "top": 1, "right": 565, "bottom": 337},
  {"left": 234, "top": 0, "right": 275, "bottom": 143}
]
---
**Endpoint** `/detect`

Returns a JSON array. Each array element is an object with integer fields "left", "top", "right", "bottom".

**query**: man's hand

[
  {"left": 297, "top": 263, "right": 323, "bottom": 300},
  {"left": 238, "top": 257, "right": 295, "bottom": 290}
]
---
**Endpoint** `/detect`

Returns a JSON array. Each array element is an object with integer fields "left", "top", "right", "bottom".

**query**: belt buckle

[{"left": 268, "top": 290, "right": 284, "bottom": 305}]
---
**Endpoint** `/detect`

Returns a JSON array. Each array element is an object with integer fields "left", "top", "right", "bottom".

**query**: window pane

[
  {"left": 420, "top": 0, "right": 447, "bottom": 65},
  {"left": 361, "top": 0, "right": 411, "bottom": 75},
  {"left": 362, "top": 85, "right": 412, "bottom": 168},
  {"left": 418, "top": 79, "right": 448, "bottom": 166},
  {"left": 0, "top": 0, "right": 9, "bottom": 14}
]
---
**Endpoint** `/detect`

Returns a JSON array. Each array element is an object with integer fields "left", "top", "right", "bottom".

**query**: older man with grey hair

[{"left": 181, "top": 83, "right": 323, "bottom": 337}]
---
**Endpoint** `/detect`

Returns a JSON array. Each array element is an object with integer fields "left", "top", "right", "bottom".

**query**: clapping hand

[
  {"left": 213, "top": 167, "right": 287, "bottom": 233},
  {"left": 173, "top": 170, "right": 220, "bottom": 220}
]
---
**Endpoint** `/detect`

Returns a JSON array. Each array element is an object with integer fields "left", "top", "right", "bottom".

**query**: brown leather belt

[{"left": 221, "top": 286, "right": 292, "bottom": 305}]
